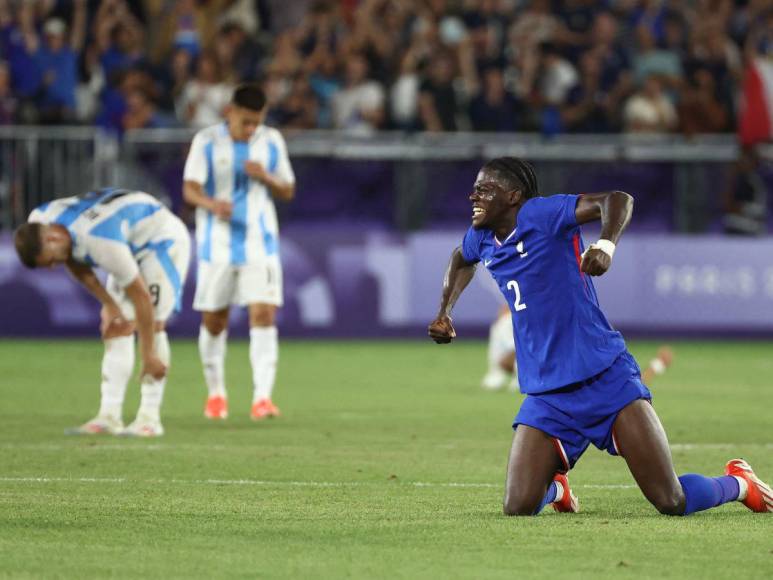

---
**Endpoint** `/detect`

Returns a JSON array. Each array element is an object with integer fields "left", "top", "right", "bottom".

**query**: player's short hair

[
  {"left": 14, "top": 222, "right": 43, "bottom": 269},
  {"left": 483, "top": 157, "right": 539, "bottom": 200},
  {"left": 232, "top": 83, "right": 267, "bottom": 112}
]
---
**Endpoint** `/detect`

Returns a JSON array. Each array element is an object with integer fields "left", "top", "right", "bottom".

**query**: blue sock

[
  {"left": 679, "top": 474, "right": 740, "bottom": 515},
  {"left": 534, "top": 481, "right": 559, "bottom": 515}
]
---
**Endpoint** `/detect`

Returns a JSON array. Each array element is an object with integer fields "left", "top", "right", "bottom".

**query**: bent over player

[
  {"left": 183, "top": 83, "right": 295, "bottom": 421},
  {"left": 428, "top": 157, "right": 772, "bottom": 516},
  {"left": 14, "top": 189, "right": 191, "bottom": 437}
]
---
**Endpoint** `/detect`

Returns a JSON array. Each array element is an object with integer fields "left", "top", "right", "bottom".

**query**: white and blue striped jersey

[
  {"left": 29, "top": 189, "right": 186, "bottom": 290},
  {"left": 183, "top": 123, "right": 295, "bottom": 265}
]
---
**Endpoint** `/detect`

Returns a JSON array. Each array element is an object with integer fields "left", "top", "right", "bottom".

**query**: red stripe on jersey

[{"left": 573, "top": 234, "right": 589, "bottom": 291}]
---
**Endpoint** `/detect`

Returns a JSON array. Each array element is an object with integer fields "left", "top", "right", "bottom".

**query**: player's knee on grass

[
  {"left": 503, "top": 489, "right": 543, "bottom": 516},
  {"left": 649, "top": 488, "right": 686, "bottom": 516}
]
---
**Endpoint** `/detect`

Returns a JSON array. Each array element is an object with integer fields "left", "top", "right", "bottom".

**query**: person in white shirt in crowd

[{"left": 331, "top": 52, "right": 385, "bottom": 135}]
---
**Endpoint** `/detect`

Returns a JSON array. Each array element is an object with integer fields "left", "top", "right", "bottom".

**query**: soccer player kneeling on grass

[
  {"left": 14, "top": 189, "right": 191, "bottom": 437},
  {"left": 428, "top": 157, "right": 772, "bottom": 516},
  {"left": 182, "top": 83, "right": 295, "bottom": 421}
]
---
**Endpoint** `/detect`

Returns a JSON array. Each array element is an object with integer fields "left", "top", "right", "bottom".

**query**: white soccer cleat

[
  {"left": 481, "top": 367, "right": 510, "bottom": 390},
  {"left": 121, "top": 415, "right": 165, "bottom": 438},
  {"left": 64, "top": 415, "right": 124, "bottom": 436}
]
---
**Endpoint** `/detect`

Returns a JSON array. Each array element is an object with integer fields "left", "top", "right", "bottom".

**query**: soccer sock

[
  {"left": 98, "top": 335, "right": 135, "bottom": 420},
  {"left": 250, "top": 326, "right": 278, "bottom": 403},
  {"left": 678, "top": 474, "right": 741, "bottom": 515},
  {"left": 138, "top": 331, "right": 170, "bottom": 423},
  {"left": 533, "top": 481, "right": 562, "bottom": 515},
  {"left": 198, "top": 325, "right": 227, "bottom": 398}
]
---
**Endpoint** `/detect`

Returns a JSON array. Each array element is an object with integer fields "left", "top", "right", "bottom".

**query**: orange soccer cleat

[
  {"left": 725, "top": 459, "right": 773, "bottom": 513},
  {"left": 250, "top": 399, "right": 280, "bottom": 421},
  {"left": 552, "top": 472, "right": 580, "bottom": 513},
  {"left": 205, "top": 396, "right": 228, "bottom": 420}
]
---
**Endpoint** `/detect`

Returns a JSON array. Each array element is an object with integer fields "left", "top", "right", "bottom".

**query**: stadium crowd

[{"left": 0, "top": 0, "right": 771, "bottom": 135}]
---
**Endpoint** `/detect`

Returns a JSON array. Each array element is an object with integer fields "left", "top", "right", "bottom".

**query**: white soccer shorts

[
  {"left": 106, "top": 232, "right": 192, "bottom": 322},
  {"left": 192, "top": 259, "right": 284, "bottom": 311}
]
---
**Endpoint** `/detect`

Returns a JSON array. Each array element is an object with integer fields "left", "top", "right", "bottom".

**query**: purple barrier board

[{"left": 2, "top": 229, "right": 773, "bottom": 337}]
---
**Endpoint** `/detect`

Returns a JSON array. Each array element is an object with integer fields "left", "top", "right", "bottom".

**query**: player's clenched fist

[
  {"left": 428, "top": 314, "right": 456, "bottom": 344},
  {"left": 580, "top": 247, "right": 611, "bottom": 276}
]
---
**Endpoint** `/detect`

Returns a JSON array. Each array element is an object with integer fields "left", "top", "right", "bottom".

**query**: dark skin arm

[
  {"left": 427, "top": 247, "right": 477, "bottom": 344},
  {"left": 575, "top": 190, "right": 633, "bottom": 276}
]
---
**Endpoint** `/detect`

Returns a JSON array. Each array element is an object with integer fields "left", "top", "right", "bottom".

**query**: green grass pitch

[{"left": 1, "top": 339, "right": 772, "bottom": 579}]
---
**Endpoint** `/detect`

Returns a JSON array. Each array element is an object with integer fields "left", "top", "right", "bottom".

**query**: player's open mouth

[{"left": 473, "top": 207, "right": 485, "bottom": 219}]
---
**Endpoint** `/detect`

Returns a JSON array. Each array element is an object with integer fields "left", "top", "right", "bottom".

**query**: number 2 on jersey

[{"left": 506, "top": 280, "right": 527, "bottom": 312}]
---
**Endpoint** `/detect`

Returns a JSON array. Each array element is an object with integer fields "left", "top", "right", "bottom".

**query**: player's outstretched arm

[
  {"left": 428, "top": 246, "right": 477, "bottom": 344},
  {"left": 575, "top": 191, "right": 633, "bottom": 276}
]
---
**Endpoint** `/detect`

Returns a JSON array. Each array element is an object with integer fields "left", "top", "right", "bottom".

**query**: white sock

[
  {"left": 198, "top": 326, "right": 227, "bottom": 398},
  {"left": 553, "top": 481, "right": 565, "bottom": 503},
  {"left": 733, "top": 476, "right": 749, "bottom": 501},
  {"left": 98, "top": 335, "right": 135, "bottom": 420},
  {"left": 250, "top": 326, "right": 278, "bottom": 403},
  {"left": 138, "top": 331, "right": 170, "bottom": 423}
]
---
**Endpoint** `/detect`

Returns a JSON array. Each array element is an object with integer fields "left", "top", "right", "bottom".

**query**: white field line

[
  {"left": 0, "top": 476, "right": 639, "bottom": 489},
  {"left": 1, "top": 442, "right": 771, "bottom": 452}
]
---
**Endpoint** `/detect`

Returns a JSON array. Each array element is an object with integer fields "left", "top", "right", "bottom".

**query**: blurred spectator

[
  {"left": 468, "top": 66, "right": 520, "bottom": 132},
  {"left": 562, "top": 52, "right": 613, "bottom": 133},
  {"left": 123, "top": 88, "right": 176, "bottom": 130},
  {"left": 418, "top": 51, "right": 458, "bottom": 131},
  {"left": 678, "top": 67, "right": 728, "bottom": 136},
  {"left": 177, "top": 51, "right": 233, "bottom": 128},
  {"left": 270, "top": 75, "right": 318, "bottom": 129},
  {"left": 623, "top": 75, "right": 678, "bottom": 133},
  {"left": 0, "top": 60, "right": 17, "bottom": 124},
  {"left": 331, "top": 52, "right": 384, "bottom": 134},
  {"left": 214, "top": 21, "right": 263, "bottom": 83},
  {"left": 632, "top": 25, "right": 683, "bottom": 89},
  {"left": 35, "top": 5, "right": 87, "bottom": 124},
  {"left": 390, "top": 47, "right": 420, "bottom": 131}
]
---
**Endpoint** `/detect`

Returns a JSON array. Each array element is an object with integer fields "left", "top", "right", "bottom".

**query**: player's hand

[
  {"left": 141, "top": 355, "right": 167, "bottom": 381},
  {"left": 580, "top": 247, "right": 611, "bottom": 276},
  {"left": 244, "top": 161, "right": 269, "bottom": 183},
  {"left": 428, "top": 314, "right": 456, "bottom": 344},
  {"left": 211, "top": 199, "right": 233, "bottom": 220},
  {"left": 100, "top": 305, "right": 132, "bottom": 338}
]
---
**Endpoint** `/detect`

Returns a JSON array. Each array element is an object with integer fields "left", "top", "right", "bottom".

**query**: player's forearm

[
  {"left": 598, "top": 191, "right": 633, "bottom": 244},
  {"left": 183, "top": 181, "right": 216, "bottom": 211},
  {"left": 437, "top": 247, "right": 476, "bottom": 317},
  {"left": 576, "top": 191, "right": 633, "bottom": 244},
  {"left": 125, "top": 279, "right": 155, "bottom": 361},
  {"left": 264, "top": 176, "right": 295, "bottom": 202}
]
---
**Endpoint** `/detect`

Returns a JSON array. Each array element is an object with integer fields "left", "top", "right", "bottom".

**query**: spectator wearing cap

[{"left": 34, "top": 2, "right": 87, "bottom": 123}]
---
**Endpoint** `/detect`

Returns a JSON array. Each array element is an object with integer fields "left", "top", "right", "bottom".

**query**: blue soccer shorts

[{"left": 513, "top": 351, "right": 652, "bottom": 472}]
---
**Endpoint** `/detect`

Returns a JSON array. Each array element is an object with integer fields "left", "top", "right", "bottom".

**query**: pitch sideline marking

[
  {"left": 1, "top": 443, "right": 771, "bottom": 452},
  {"left": 0, "top": 476, "right": 639, "bottom": 489}
]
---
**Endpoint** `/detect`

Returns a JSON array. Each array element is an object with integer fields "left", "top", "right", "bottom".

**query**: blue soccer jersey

[{"left": 461, "top": 194, "right": 626, "bottom": 394}]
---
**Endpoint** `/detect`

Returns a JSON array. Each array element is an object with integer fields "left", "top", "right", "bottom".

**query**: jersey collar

[{"left": 493, "top": 227, "right": 517, "bottom": 247}]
